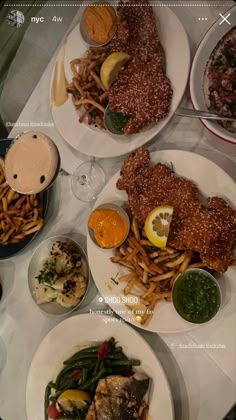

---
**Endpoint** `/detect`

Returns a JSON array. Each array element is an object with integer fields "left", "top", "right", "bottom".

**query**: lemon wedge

[
  {"left": 144, "top": 205, "right": 174, "bottom": 248},
  {"left": 100, "top": 52, "right": 130, "bottom": 90},
  {"left": 58, "top": 389, "right": 91, "bottom": 411}
]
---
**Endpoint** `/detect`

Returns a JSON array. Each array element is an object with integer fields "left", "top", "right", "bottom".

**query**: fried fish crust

[{"left": 117, "top": 148, "right": 236, "bottom": 272}]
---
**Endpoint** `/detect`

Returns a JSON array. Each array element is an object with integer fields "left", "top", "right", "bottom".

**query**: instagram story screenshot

[{"left": 0, "top": 1, "right": 235, "bottom": 420}]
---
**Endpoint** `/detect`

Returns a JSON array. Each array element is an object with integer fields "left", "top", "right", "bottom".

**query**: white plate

[
  {"left": 26, "top": 314, "right": 174, "bottom": 420},
  {"left": 190, "top": 5, "right": 236, "bottom": 144},
  {"left": 50, "top": 5, "right": 190, "bottom": 158},
  {"left": 87, "top": 150, "right": 236, "bottom": 333}
]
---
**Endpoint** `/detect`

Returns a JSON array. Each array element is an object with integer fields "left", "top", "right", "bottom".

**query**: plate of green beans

[{"left": 26, "top": 313, "right": 174, "bottom": 420}]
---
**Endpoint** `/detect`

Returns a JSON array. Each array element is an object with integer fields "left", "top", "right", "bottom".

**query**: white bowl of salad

[
  {"left": 28, "top": 236, "right": 90, "bottom": 315},
  {"left": 190, "top": 6, "right": 236, "bottom": 145}
]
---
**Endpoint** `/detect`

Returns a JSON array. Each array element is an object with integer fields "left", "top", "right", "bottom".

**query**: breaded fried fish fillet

[{"left": 117, "top": 148, "right": 236, "bottom": 272}]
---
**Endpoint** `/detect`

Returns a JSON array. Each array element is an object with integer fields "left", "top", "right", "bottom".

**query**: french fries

[
  {"left": 0, "top": 161, "right": 44, "bottom": 245},
  {"left": 111, "top": 215, "right": 207, "bottom": 325},
  {"left": 67, "top": 50, "right": 109, "bottom": 129}
]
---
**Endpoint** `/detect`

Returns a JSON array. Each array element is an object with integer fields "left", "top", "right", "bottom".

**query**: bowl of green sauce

[
  {"left": 104, "top": 107, "right": 130, "bottom": 135},
  {"left": 172, "top": 268, "right": 221, "bottom": 324}
]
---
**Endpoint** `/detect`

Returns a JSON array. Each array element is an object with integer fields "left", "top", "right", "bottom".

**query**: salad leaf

[{"left": 36, "top": 261, "right": 56, "bottom": 285}]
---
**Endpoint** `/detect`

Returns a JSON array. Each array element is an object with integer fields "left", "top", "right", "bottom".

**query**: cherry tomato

[{"left": 46, "top": 403, "right": 61, "bottom": 419}]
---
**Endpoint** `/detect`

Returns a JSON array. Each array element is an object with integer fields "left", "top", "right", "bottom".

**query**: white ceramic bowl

[
  {"left": 28, "top": 236, "right": 90, "bottom": 316},
  {"left": 190, "top": 5, "right": 236, "bottom": 145}
]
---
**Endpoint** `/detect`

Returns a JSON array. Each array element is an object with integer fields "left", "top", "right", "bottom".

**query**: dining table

[{"left": 0, "top": 1, "right": 236, "bottom": 419}]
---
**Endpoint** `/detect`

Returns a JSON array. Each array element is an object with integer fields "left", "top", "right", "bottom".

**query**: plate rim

[
  {"left": 50, "top": 5, "right": 191, "bottom": 158},
  {"left": 26, "top": 313, "right": 174, "bottom": 420},
  {"left": 87, "top": 149, "right": 236, "bottom": 334}
]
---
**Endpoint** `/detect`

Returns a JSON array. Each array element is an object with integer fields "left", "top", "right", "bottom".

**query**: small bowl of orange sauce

[
  {"left": 88, "top": 203, "right": 130, "bottom": 249},
  {"left": 80, "top": 1, "right": 117, "bottom": 47}
]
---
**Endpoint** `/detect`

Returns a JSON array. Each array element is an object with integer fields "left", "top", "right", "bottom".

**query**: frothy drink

[{"left": 5, "top": 131, "right": 60, "bottom": 194}]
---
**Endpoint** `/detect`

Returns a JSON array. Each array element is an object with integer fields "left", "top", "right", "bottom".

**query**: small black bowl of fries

[{"left": 0, "top": 139, "right": 49, "bottom": 259}]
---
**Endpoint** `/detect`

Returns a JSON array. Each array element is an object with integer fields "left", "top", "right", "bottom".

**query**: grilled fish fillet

[{"left": 85, "top": 374, "right": 150, "bottom": 420}]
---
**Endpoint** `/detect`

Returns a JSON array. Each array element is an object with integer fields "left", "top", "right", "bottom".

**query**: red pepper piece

[
  {"left": 68, "top": 369, "right": 80, "bottom": 379},
  {"left": 97, "top": 340, "right": 111, "bottom": 360}
]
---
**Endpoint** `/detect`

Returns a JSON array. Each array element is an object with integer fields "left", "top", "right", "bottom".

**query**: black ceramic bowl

[{"left": 0, "top": 139, "right": 49, "bottom": 259}]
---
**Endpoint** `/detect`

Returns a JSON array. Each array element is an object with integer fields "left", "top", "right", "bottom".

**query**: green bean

[
  {"left": 63, "top": 338, "right": 117, "bottom": 366},
  {"left": 106, "top": 359, "right": 141, "bottom": 367},
  {"left": 108, "top": 337, "right": 116, "bottom": 346},
  {"left": 63, "top": 360, "right": 96, "bottom": 370},
  {"left": 64, "top": 346, "right": 99, "bottom": 364},
  {"left": 49, "top": 395, "right": 59, "bottom": 403},
  {"left": 82, "top": 368, "right": 88, "bottom": 383},
  {"left": 56, "top": 360, "right": 97, "bottom": 388},
  {"left": 58, "top": 372, "right": 83, "bottom": 391},
  {"left": 63, "top": 353, "right": 98, "bottom": 365},
  {"left": 93, "top": 360, "right": 101, "bottom": 375},
  {"left": 106, "top": 352, "right": 126, "bottom": 360},
  {"left": 80, "top": 368, "right": 113, "bottom": 391},
  {"left": 49, "top": 389, "right": 62, "bottom": 403},
  {"left": 44, "top": 381, "right": 54, "bottom": 420}
]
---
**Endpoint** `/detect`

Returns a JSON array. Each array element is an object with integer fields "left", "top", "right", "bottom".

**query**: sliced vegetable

[
  {"left": 97, "top": 340, "right": 110, "bottom": 360},
  {"left": 68, "top": 369, "right": 80, "bottom": 379}
]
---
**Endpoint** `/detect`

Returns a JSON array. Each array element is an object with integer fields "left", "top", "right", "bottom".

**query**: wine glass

[{"left": 60, "top": 160, "right": 106, "bottom": 202}]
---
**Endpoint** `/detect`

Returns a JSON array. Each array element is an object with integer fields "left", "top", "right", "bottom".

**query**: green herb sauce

[
  {"left": 173, "top": 270, "right": 221, "bottom": 323},
  {"left": 109, "top": 111, "right": 130, "bottom": 133}
]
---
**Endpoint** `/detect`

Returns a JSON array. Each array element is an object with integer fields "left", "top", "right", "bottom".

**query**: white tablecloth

[{"left": 0, "top": 2, "right": 236, "bottom": 419}]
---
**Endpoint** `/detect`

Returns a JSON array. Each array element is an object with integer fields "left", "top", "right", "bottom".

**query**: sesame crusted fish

[
  {"left": 117, "top": 148, "right": 236, "bottom": 272},
  {"left": 97, "top": 0, "right": 173, "bottom": 134}
]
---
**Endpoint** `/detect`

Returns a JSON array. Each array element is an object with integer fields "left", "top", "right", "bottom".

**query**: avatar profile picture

[{"left": 7, "top": 10, "right": 25, "bottom": 28}]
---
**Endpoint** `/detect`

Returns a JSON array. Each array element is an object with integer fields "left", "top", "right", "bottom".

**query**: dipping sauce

[
  {"left": 5, "top": 131, "right": 60, "bottom": 194},
  {"left": 88, "top": 208, "right": 127, "bottom": 248},
  {"left": 82, "top": 3, "right": 117, "bottom": 45},
  {"left": 172, "top": 269, "right": 221, "bottom": 324},
  {"left": 108, "top": 111, "right": 130, "bottom": 134},
  {"left": 51, "top": 59, "right": 68, "bottom": 107}
]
